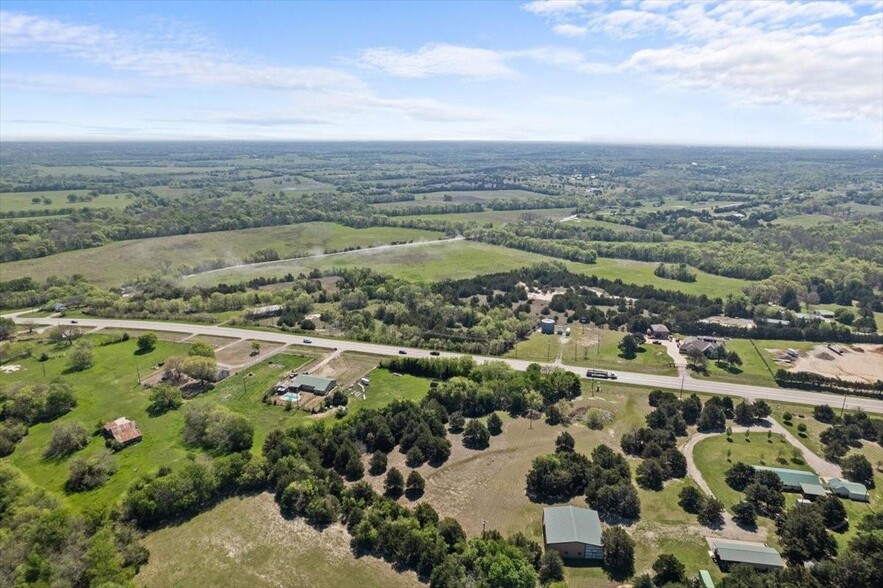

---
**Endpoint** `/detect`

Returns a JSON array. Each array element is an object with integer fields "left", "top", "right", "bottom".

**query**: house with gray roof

[
  {"left": 542, "top": 506, "right": 603, "bottom": 560},
  {"left": 709, "top": 539, "right": 785, "bottom": 571},
  {"left": 680, "top": 336, "right": 724, "bottom": 358},
  {"left": 826, "top": 478, "right": 869, "bottom": 502}
]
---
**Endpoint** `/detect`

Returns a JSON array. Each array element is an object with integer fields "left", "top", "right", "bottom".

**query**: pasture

[
  {"left": 1, "top": 223, "right": 444, "bottom": 287},
  {"left": 1, "top": 189, "right": 132, "bottom": 213}
]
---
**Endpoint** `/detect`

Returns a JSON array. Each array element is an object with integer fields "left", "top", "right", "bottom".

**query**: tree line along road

[{"left": 9, "top": 315, "right": 882, "bottom": 414}]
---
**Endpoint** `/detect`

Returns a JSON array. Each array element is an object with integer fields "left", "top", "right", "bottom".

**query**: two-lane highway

[{"left": 9, "top": 315, "right": 882, "bottom": 414}]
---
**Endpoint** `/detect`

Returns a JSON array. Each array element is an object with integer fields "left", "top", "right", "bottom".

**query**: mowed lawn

[
  {"left": 1, "top": 223, "right": 444, "bottom": 287},
  {"left": 693, "top": 432, "right": 814, "bottom": 511},
  {"left": 699, "top": 339, "right": 817, "bottom": 387},
  {"left": 507, "top": 329, "right": 677, "bottom": 376}
]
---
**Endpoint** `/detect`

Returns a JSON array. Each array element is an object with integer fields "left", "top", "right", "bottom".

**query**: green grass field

[
  {"left": 346, "top": 367, "right": 430, "bottom": 415},
  {"left": 399, "top": 207, "right": 574, "bottom": 224},
  {"left": 184, "top": 237, "right": 751, "bottom": 298},
  {"left": 699, "top": 339, "right": 817, "bottom": 387},
  {"left": 0, "top": 332, "right": 315, "bottom": 510},
  {"left": 693, "top": 432, "right": 813, "bottom": 511},
  {"left": 2, "top": 336, "right": 193, "bottom": 510},
  {"left": 1, "top": 190, "right": 133, "bottom": 213},
  {"left": 772, "top": 214, "right": 837, "bottom": 227},
  {"left": 506, "top": 329, "right": 677, "bottom": 376},
  {"left": 373, "top": 189, "right": 554, "bottom": 207},
  {"left": 1, "top": 223, "right": 444, "bottom": 287}
]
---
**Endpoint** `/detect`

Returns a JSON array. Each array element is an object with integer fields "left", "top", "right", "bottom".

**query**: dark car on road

[{"left": 398, "top": 350, "right": 407, "bottom": 355}]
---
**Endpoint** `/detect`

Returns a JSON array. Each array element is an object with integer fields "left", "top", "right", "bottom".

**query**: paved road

[
  {"left": 182, "top": 235, "right": 465, "bottom": 279},
  {"left": 9, "top": 315, "right": 882, "bottom": 414}
]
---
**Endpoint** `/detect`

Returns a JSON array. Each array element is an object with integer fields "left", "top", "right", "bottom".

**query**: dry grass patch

[
  {"left": 215, "top": 340, "right": 283, "bottom": 366},
  {"left": 138, "top": 493, "right": 421, "bottom": 588}
]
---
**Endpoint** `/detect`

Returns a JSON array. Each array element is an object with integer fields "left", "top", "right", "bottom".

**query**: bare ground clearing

[{"left": 784, "top": 344, "right": 883, "bottom": 383}]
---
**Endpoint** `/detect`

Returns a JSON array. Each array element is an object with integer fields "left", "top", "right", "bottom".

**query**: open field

[
  {"left": 184, "top": 237, "right": 752, "bottom": 297},
  {"left": 308, "top": 351, "right": 381, "bottom": 388},
  {"left": 1, "top": 189, "right": 133, "bottom": 213},
  {"left": 506, "top": 328, "right": 677, "bottom": 376},
  {"left": 772, "top": 214, "right": 837, "bottom": 227},
  {"left": 399, "top": 207, "right": 575, "bottom": 224},
  {"left": 346, "top": 367, "right": 431, "bottom": 415},
  {"left": 138, "top": 493, "right": 420, "bottom": 588},
  {"left": 563, "top": 258, "right": 751, "bottom": 299},
  {"left": 698, "top": 339, "right": 817, "bottom": 387},
  {"left": 1, "top": 223, "right": 444, "bottom": 287},
  {"left": 373, "top": 189, "right": 554, "bottom": 207}
]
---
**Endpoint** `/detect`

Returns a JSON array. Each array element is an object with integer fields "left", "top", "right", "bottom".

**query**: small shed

[
  {"left": 102, "top": 417, "right": 142, "bottom": 447},
  {"left": 698, "top": 569, "right": 715, "bottom": 588},
  {"left": 542, "top": 506, "right": 603, "bottom": 560}
]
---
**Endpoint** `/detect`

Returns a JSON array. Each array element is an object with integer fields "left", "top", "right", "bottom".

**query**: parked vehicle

[
  {"left": 429, "top": 351, "right": 440, "bottom": 356},
  {"left": 303, "top": 338, "right": 312, "bottom": 344},
  {"left": 398, "top": 350, "right": 407, "bottom": 355}
]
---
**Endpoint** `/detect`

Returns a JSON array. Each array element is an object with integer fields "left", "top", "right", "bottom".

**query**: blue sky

[{"left": 1, "top": 0, "right": 881, "bottom": 146}]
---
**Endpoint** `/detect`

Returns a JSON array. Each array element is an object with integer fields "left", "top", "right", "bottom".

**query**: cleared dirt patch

[
  {"left": 187, "top": 334, "right": 241, "bottom": 348},
  {"left": 308, "top": 352, "right": 380, "bottom": 388},
  {"left": 215, "top": 339, "right": 283, "bottom": 366},
  {"left": 138, "top": 493, "right": 421, "bottom": 588},
  {"left": 787, "top": 344, "right": 883, "bottom": 383}
]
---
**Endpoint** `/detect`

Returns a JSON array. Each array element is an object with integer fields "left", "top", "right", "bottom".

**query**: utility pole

[
  {"left": 840, "top": 392, "right": 848, "bottom": 417},
  {"left": 41, "top": 361, "right": 46, "bottom": 378},
  {"left": 679, "top": 370, "right": 685, "bottom": 398},
  {"left": 135, "top": 364, "right": 141, "bottom": 384}
]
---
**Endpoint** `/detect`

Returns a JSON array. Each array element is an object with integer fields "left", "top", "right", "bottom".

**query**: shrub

[
  {"left": 732, "top": 501, "right": 757, "bottom": 527},
  {"left": 406, "top": 470, "right": 425, "bottom": 497},
  {"left": 384, "top": 467, "right": 404, "bottom": 497},
  {"left": 462, "top": 419, "right": 490, "bottom": 450},
  {"left": 136, "top": 333, "right": 157, "bottom": 353},
  {"left": 368, "top": 450, "right": 387, "bottom": 475},
  {"left": 486, "top": 412, "right": 503, "bottom": 436},
  {"left": 67, "top": 450, "right": 117, "bottom": 492},
  {"left": 841, "top": 454, "right": 874, "bottom": 487},
  {"left": 677, "top": 485, "right": 703, "bottom": 513},
  {"left": 43, "top": 422, "right": 89, "bottom": 459},
  {"left": 147, "top": 384, "right": 183, "bottom": 416},
  {"left": 601, "top": 526, "right": 635, "bottom": 578}
]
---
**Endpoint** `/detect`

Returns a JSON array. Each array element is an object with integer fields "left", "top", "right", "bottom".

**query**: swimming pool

[{"left": 280, "top": 392, "right": 300, "bottom": 403}]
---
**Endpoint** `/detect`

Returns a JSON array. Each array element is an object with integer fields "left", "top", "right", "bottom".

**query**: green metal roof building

[
  {"left": 698, "top": 569, "right": 715, "bottom": 588},
  {"left": 827, "top": 478, "right": 870, "bottom": 502},
  {"left": 710, "top": 539, "right": 785, "bottom": 571},
  {"left": 754, "top": 466, "right": 822, "bottom": 491},
  {"left": 543, "top": 506, "right": 603, "bottom": 560}
]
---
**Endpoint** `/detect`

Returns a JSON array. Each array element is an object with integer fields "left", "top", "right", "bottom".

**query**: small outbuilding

[
  {"left": 103, "top": 417, "right": 142, "bottom": 447},
  {"left": 709, "top": 539, "right": 785, "bottom": 572},
  {"left": 826, "top": 478, "right": 870, "bottom": 502},
  {"left": 542, "top": 506, "right": 603, "bottom": 560},
  {"left": 540, "top": 318, "right": 556, "bottom": 335}
]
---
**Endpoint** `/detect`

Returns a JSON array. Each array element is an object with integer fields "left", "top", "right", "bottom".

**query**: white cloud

[
  {"left": 523, "top": 1, "right": 596, "bottom": 15},
  {"left": 357, "top": 43, "right": 518, "bottom": 79},
  {"left": 552, "top": 23, "right": 588, "bottom": 36},
  {"left": 0, "top": 11, "right": 362, "bottom": 92},
  {"left": 624, "top": 12, "right": 883, "bottom": 121},
  {"left": 0, "top": 72, "right": 150, "bottom": 96},
  {"left": 357, "top": 43, "right": 615, "bottom": 79},
  {"left": 523, "top": 1, "right": 883, "bottom": 123}
]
